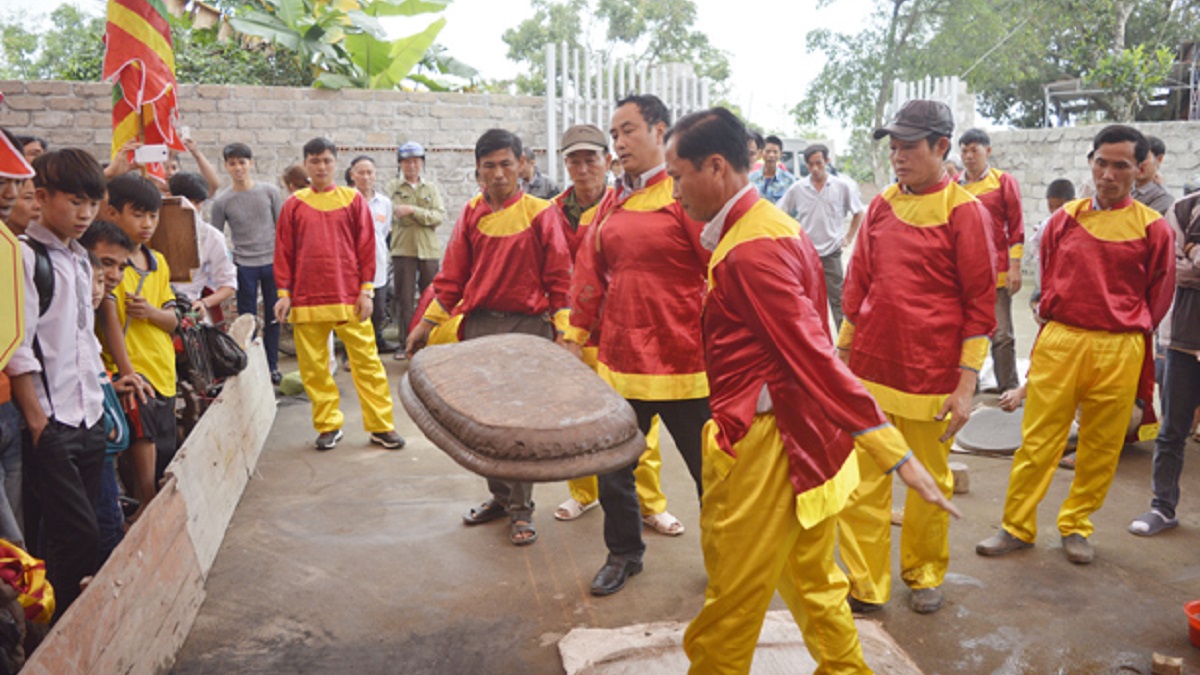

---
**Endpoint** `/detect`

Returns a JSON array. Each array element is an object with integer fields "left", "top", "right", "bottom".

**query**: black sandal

[
  {"left": 463, "top": 499, "right": 507, "bottom": 525},
  {"left": 510, "top": 519, "right": 538, "bottom": 546}
]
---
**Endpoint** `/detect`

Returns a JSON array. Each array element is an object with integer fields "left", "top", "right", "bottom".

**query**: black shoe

[
  {"left": 847, "top": 595, "right": 884, "bottom": 614},
  {"left": 370, "top": 430, "right": 406, "bottom": 449},
  {"left": 376, "top": 338, "right": 397, "bottom": 354},
  {"left": 315, "top": 429, "right": 343, "bottom": 451},
  {"left": 271, "top": 370, "right": 283, "bottom": 386},
  {"left": 590, "top": 554, "right": 643, "bottom": 596}
]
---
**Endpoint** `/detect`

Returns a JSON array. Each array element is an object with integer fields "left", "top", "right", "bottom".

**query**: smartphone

[{"left": 134, "top": 144, "right": 170, "bottom": 164}]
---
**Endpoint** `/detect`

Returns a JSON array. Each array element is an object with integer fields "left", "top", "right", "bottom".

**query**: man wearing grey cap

[
  {"left": 835, "top": 99, "right": 997, "bottom": 615},
  {"left": 386, "top": 141, "right": 446, "bottom": 354}
]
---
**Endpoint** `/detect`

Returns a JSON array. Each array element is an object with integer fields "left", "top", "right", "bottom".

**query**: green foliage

[
  {"left": 1084, "top": 44, "right": 1175, "bottom": 121},
  {"left": 172, "top": 15, "right": 312, "bottom": 87},
  {"left": 0, "top": 5, "right": 105, "bottom": 81},
  {"left": 502, "top": 0, "right": 730, "bottom": 95}
]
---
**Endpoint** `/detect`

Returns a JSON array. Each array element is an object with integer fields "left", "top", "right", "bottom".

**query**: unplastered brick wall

[
  {"left": 989, "top": 121, "right": 1200, "bottom": 245},
  {"left": 0, "top": 79, "right": 552, "bottom": 240}
]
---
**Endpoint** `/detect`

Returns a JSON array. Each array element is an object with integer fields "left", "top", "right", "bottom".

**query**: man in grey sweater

[{"left": 210, "top": 143, "right": 285, "bottom": 382}]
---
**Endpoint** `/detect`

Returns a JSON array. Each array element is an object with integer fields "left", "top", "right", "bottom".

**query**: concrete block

[
  {"left": 217, "top": 98, "right": 255, "bottom": 113},
  {"left": 237, "top": 114, "right": 272, "bottom": 129},
  {"left": 950, "top": 461, "right": 970, "bottom": 494},
  {"left": 26, "top": 80, "right": 72, "bottom": 96},
  {"left": 0, "top": 110, "right": 30, "bottom": 128},
  {"left": 31, "top": 110, "right": 74, "bottom": 128},
  {"left": 195, "top": 84, "right": 231, "bottom": 99},
  {"left": 178, "top": 98, "right": 217, "bottom": 114},
  {"left": 430, "top": 104, "right": 461, "bottom": 118},
  {"left": 364, "top": 101, "right": 393, "bottom": 116},
  {"left": 253, "top": 99, "right": 293, "bottom": 114},
  {"left": 274, "top": 115, "right": 310, "bottom": 130},
  {"left": 3, "top": 95, "right": 44, "bottom": 111},
  {"left": 254, "top": 129, "right": 294, "bottom": 145},
  {"left": 1151, "top": 653, "right": 1183, "bottom": 675}
]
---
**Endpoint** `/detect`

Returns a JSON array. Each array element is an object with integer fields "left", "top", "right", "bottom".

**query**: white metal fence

[
  {"left": 887, "top": 76, "right": 978, "bottom": 137},
  {"left": 543, "top": 43, "right": 712, "bottom": 184}
]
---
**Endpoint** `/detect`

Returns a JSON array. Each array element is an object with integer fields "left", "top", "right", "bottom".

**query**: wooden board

[
  {"left": 23, "top": 340, "right": 277, "bottom": 674},
  {"left": 151, "top": 196, "right": 200, "bottom": 282}
]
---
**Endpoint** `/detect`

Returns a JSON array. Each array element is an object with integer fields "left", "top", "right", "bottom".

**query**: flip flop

[
  {"left": 1059, "top": 452, "right": 1076, "bottom": 470},
  {"left": 1128, "top": 509, "right": 1178, "bottom": 537},
  {"left": 642, "top": 511, "right": 685, "bottom": 536},
  {"left": 463, "top": 499, "right": 507, "bottom": 526},
  {"left": 554, "top": 498, "right": 599, "bottom": 521},
  {"left": 510, "top": 519, "right": 538, "bottom": 546}
]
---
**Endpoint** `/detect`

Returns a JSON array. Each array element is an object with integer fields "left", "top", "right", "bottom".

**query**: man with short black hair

[
  {"left": 748, "top": 134, "right": 795, "bottom": 205},
  {"left": 978, "top": 124, "right": 1174, "bottom": 565},
  {"left": 566, "top": 94, "right": 711, "bottom": 595},
  {"left": 408, "top": 128, "right": 571, "bottom": 547},
  {"left": 210, "top": 142, "right": 284, "bottom": 383},
  {"left": 1132, "top": 135, "right": 1174, "bottom": 215},
  {"left": 778, "top": 143, "right": 865, "bottom": 329},
  {"left": 837, "top": 100, "right": 996, "bottom": 615},
  {"left": 666, "top": 105, "right": 958, "bottom": 673},
  {"left": 958, "top": 127, "right": 1025, "bottom": 394}
]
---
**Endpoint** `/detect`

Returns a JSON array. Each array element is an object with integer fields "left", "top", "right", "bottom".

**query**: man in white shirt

[
  {"left": 777, "top": 144, "right": 865, "bottom": 328},
  {"left": 348, "top": 156, "right": 396, "bottom": 352}
]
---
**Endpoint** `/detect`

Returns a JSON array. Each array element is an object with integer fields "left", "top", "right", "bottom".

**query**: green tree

[
  {"left": 502, "top": 0, "right": 730, "bottom": 95},
  {"left": 1084, "top": 44, "right": 1175, "bottom": 121},
  {"left": 0, "top": 5, "right": 106, "bottom": 81}
]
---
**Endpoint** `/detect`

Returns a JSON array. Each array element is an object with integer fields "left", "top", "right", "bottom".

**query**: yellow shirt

[{"left": 111, "top": 247, "right": 177, "bottom": 397}]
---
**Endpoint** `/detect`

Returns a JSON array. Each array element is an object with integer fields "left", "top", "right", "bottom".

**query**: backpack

[{"left": 17, "top": 237, "right": 53, "bottom": 317}]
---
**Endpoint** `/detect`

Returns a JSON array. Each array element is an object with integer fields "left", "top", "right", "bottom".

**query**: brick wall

[{"left": 0, "top": 80, "right": 552, "bottom": 236}]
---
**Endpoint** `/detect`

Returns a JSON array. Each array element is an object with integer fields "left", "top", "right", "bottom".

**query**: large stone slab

[{"left": 559, "top": 610, "right": 923, "bottom": 674}]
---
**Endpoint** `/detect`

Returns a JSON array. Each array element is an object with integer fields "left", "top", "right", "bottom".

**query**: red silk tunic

[
  {"left": 839, "top": 175, "right": 997, "bottom": 419},
  {"left": 275, "top": 185, "right": 376, "bottom": 324},
  {"left": 566, "top": 170, "right": 710, "bottom": 400},
  {"left": 1039, "top": 196, "right": 1176, "bottom": 437},
  {"left": 960, "top": 167, "right": 1024, "bottom": 287},
  {"left": 705, "top": 190, "right": 909, "bottom": 526}
]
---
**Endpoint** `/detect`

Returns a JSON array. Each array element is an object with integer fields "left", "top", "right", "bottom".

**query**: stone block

[
  {"left": 0, "top": 110, "right": 30, "bottom": 128},
  {"left": 253, "top": 99, "right": 293, "bottom": 114},
  {"left": 365, "top": 131, "right": 395, "bottom": 145},
  {"left": 429, "top": 104, "right": 461, "bottom": 118},
  {"left": 217, "top": 98, "right": 255, "bottom": 113},
  {"left": 237, "top": 114, "right": 272, "bottom": 129},
  {"left": 26, "top": 81, "right": 72, "bottom": 96},
  {"left": 195, "top": 85, "right": 231, "bottom": 99},
  {"left": 439, "top": 117, "right": 490, "bottom": 132},
  {"left": 274, "top": 115, "right": 310, "bottom": 130},
  {"left": 4, "top": 95, "right": 44, "bottom": 111},
  {"left": 47, "top": 128, "right": 92, "bottom": 145},
  {"left": 364, "top": 100, "right": 393, "bottom": 116},
  {"left": 179, "top": 98, "right": 216, "bottom": 114},
  {"left": 32, "top": 110, "right": 75, "bottom": 128}
]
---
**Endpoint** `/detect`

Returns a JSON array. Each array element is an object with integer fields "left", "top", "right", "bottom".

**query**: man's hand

[
  {"left": 562, "top": 339, "right": 584, "bottom": 361},
  {"left": 125, "top": 293, "right": 153, "bottom": 320},
  {"left": 935, "top": 370, "right": 978, "bottom": 442},
  {"left": 355, "top": 292, "right": 373, "bottom": 323},
  {"left": 104, "top": 140, "right": 142, "bottom": 179},
  {"left": 394, "top": 203, "right": 416, "bottom": 219},
  {"left": 406, "top": 321, "right": 432, "bottom": 357},
  {"left": 183, "top": 137, "right": 199, "bottom": 155},
  {"left": 273, "top": 297, "right": 292, "bottom": 324},
  {"left": 190, "top": 299, "right": 208, "bottom": 318},
  {"left": 896, "top": 456, "right": 962, "bottom": 519},
  {"left": 113, "top": 373, "right": 152, "bottom": 404},
  {"left": 1007, "top": 261, "right": 1022, "bottom": 295},
  {"left": 998, "top": 384, "right": 1026, "bottom": 413}
]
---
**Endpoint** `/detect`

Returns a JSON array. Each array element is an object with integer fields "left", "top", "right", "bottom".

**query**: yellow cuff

[
  {"left": 563, "top": 325, "right": 590, "bottom": 345},
  {"left": 277, "top": 290, "right": 291, "bottom": 298},
  {"left": 836, "top": 319, "right": 855, "bottom": 350},
  {"left": 552, "top": 309, "right": 570, "bottom": 334},
  {"left": 422, "top": 298, "right": 451, "bottom": 326},
  {"left": 853, "top": 424, "right": 910, "bottom": 473},
  {"left": 360, "top": 283, "right": 374, "bottom": 291},
  {"left": 960, "top": 335, "right": 990, "bottom": 372},
  {"left": 1009, "top": 243, "right": 1024, "bottom": 260}
]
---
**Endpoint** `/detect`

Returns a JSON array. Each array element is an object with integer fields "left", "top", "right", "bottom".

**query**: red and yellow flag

[
  {"left": 102, "top": 0, "right": 185, "bottom": 163},
  {"left": 0, "top": 540, "right": 53, "bottom": 624}
]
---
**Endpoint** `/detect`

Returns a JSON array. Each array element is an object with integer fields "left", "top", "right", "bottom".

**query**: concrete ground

[{"left": 173, "top": 302, "right": 1200, "bottom": 675}]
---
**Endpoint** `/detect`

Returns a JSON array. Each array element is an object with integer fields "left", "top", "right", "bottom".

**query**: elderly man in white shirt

[
  {"left": 777, "top": 143, "right": 865, "bottom": 329},
  {"left": 348, "top": 156, "right": 396, "bottom": 353}
]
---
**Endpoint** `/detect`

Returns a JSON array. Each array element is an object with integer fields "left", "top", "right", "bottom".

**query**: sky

[{"left": 45, "top": 0, "right": 877, "bottom": 142}]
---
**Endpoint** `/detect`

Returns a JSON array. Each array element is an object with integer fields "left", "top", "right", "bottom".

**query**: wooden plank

[
  {"left": 23, "top": 478, "right": 205, "bottom": 675},
  {"left": 171, "top": 342, "right": 276, "bottom": 570}
]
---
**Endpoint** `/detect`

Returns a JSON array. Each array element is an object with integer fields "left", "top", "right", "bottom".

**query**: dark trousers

[
  {"left": 237, "top": 263, "right": 280, "bottom": 372},
  {"left": 992, "top": 287, "right": 1019, "bottom": 391},
  {"left": 394, "top": 256, "right": 439, "bottom": 340},
  {"left": 819, "top": 250, "right": 845, "bottom": 329},
  {"left": 371, "top": 283, "right": 391, "bottom": 344},
  {"left": 96, "top": 457, "right": 124, "bottom": 567},
  {"left": 1151, "top": 349, "right": 1200, "bottom": 519},
  {"left": 461, "top": 310, "right": 554, "bottom": 521},
  {"left": 26, "top": 419, "right": 105, "bottom": 620},
  {"left": 600, "top": 397, "right": 710, "bottom": 559}
]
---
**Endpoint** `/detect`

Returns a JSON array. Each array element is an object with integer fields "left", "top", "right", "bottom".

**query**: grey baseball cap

[
  {"left": 560, "top": 124, "right": 607, "bottom": 156},
  {"left": 873, "top": 100, "right": 954, "bottom": 141}
]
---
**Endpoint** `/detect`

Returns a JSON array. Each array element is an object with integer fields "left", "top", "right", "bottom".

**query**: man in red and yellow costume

[
  {"left": 836, "top": 100, "right": 997, "bottom": 615},
  {"left": 407, "top": 128, "right": 572, "bottom": 547},
  {"left": 565, "top": 95, "right": 711, "bottom": 596},
  {"left": 664, "top": 107, "right": 959, "bottom": 674},
  {"left": 977, "top": 124, "right": 1174, "bottom": 565},
  {"left": 274, "top": 137, "right": 404, "bottom": 452},
  {"left": 551, "top": 124, "right": 677, "bottom": 534},
  {"left": 958, "top": 127, "right": 1025, "bottom": 394}
]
